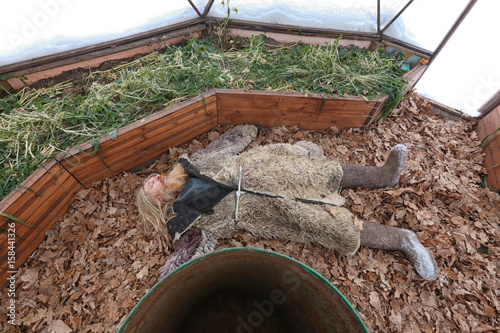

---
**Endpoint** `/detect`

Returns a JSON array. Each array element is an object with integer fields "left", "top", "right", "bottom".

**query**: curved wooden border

[{"left": 0, "top": 90, "right": 386, "bottom": 287}]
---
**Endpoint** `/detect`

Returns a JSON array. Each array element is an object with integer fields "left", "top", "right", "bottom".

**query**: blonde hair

[{"left": 136, "top": 164, "right": 188, "bottom": 234}]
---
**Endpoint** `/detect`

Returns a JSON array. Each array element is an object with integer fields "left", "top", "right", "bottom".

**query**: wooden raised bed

[{"left": 0, "top": 89, "right": 386, "bottom": 287}]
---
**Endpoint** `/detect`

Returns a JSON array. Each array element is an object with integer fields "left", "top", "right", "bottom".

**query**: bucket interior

[{"left": 119, "top": 248, "right": 367, "bottom": 333}]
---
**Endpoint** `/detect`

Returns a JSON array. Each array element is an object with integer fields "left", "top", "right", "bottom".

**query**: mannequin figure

[{"left": 136, "top": 125, "right": 439, "bottom": 281}]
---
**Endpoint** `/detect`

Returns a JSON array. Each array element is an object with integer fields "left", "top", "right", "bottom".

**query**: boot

[
  {"left": 360, "top": 221, "right": 439, "bottom": 281},
  {"left": 341, "top": 144, "right": 407, "bottom": 189}
]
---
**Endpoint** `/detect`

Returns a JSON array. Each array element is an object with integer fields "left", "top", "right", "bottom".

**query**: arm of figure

[
  {"left": 158, "top": 228, "right": 218, "bottom": 280},
  {"left": 190, "top": 124, "right": 258, "bottom": 160}
]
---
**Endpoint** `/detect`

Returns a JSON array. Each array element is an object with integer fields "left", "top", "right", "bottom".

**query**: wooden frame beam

[
  {"left": 477, "top": 90, "right": 500, "bottom": 119},
  {"left": 380, "top": 0, "right": 414, "bottom": 37},
  {"left": 220, "top": 18, "right": 434, "bottom": 58}
]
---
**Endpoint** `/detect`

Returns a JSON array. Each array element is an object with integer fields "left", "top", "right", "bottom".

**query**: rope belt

[{"left": 235, "top": 164, "right": 246, "bottom": 223}]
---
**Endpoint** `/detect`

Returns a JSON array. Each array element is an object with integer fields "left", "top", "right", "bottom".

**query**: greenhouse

[{"left": 0, "top": 1, "right": 499, "bottom": 332}]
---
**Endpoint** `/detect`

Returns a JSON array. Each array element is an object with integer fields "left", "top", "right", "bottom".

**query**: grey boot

[
  {"left": 341, "top": 144, "right": 407, "bottom": 189},
  {"left": 360, "top": 221, "right": 439, "bottom": 281}
]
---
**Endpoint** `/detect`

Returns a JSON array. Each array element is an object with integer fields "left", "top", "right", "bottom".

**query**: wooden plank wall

[
  {"left": 58, "top": 93, "right": 218, "bottom": 188},
  {"left": 477, "top": 105, "right": 500, "bottom": 192},
  {"left": 216, "top": 89, "right": 386, "bottom": 130},
  {"left": 0, "top": 89, "right": 386, "bottom": 288},
  {"left": 0, "top": 160, "right": 84, "bottom": 286}
]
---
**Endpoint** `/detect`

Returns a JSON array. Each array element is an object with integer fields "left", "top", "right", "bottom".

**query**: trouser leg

[
  {"left": 360, "top": 220, "right": 439, "bottom": 281},
  {"left": 341, "top": 144, "right": 408, "bottom": 189}
]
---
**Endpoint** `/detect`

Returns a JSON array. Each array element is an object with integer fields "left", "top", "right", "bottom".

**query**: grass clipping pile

[{"left": 2, "top": 93, "right": 499, "bottom": 332}]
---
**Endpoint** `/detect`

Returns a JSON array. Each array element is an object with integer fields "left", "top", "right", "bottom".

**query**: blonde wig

[{"left": 136, "top": 164, "right": 188, "bottom": 234}]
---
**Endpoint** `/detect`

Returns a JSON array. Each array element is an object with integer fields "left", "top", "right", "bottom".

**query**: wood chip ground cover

[{"left": 1, "top": 93, "right": 499, "bottom": 332}]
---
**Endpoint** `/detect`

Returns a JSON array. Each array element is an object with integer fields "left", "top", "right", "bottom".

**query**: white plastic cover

[
  {"left": 209, "top": 0, "right": 470, "bottom": 52},
  {"left": 384, "top": 0, "right": 470, "bottom": 51},
  {"left": 0, "top": 0, "right": 471, "bottom": 66},
  {"left": 210, "top": 0, "right": 411, "bottom": 34},
  {"left": 416, "top": 0, "right": 500, "bottom": 116},
  {"left": 0, "top": 0, "right": 208, "bottom": 67}
]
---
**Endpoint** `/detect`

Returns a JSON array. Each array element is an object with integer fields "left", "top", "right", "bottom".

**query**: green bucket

[{"left": 118, "top": 247, "right": 368, "bottom": 333}]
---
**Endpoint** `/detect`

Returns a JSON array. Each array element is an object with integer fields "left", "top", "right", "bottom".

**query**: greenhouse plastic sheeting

[
  {"left": 210, "top": 0, "right": 410, "bottom": 34},
  {"left": 0, "top": 0, "right": 207, "bottom": 66},
  {"left": 1, "top": 0, "right": 474, "bottom": 66},
  {"left": 384, "top": 0, "right": 470, "bottom": 51}
]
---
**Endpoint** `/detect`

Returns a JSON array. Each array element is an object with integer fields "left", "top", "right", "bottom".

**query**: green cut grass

[{"left": 0, "top": 35, "right": 408, "bottom": 201}]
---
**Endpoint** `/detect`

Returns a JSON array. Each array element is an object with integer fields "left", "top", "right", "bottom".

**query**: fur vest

[
  {"left": 178, "top": 142, "right": 360, "bottom": 256},
  {"left": 187, "top": 142, "right": 346, "bottom": 206}
]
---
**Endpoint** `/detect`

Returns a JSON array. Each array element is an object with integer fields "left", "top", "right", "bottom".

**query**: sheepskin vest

[
  {"left": 185, "top": 143, "right": 346, "bottom": 207},
  {"left": 167, "top": 143, "right": 361, "bottom": 255},
  {"left": 194, "top": 192, "right": 361, "bottom": 256}
]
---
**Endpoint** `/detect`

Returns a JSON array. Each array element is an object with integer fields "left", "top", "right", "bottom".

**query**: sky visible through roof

[{"left": 1, "top": 0, "right": 498, "bottom": 116}]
